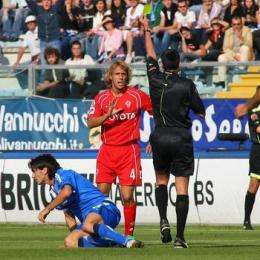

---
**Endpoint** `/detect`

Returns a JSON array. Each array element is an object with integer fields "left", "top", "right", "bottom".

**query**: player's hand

[
  {"left": 38, "top": 208, "right": 50, "bottom": 223},
  {"left": 145, "top": 143, "right": 152, "bottom": 154},
  {"left": 107, "top": 100, "right": 123, "bottom": 117},
  {"left": 235, "top": 104, "right": 248, "bottom": 118},
  {"left": 256, "top": 126, "right": 260, "bottom": 133}
]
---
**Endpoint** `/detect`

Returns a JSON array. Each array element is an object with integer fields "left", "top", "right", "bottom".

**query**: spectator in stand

[
  {"left": 83, "top": 0, "right": 107, "bottom": 60},
  {"left": 26, "top": 0, "right": 64, "bottom": 64},
  {"left": 243, "top": 0, "right": 259, "bottom": 29},
  {"left": 59, "top": 0, "right": 80, "bottom": 60},
  {"left": 65, "top": 40, "right": 95, "bottom": 98},
  {"left": 123, "top": 0, "right": 145, "bottom": 63},
  {"left": 143, "top": 0, "right": 164, "bottom": 29},
  {"left": 174, "top": 0, "right": 196, "bottom": 30},
  {"left": 253, "top": 11, "right": 260, "bottom": 60},
  {"left": 92, "top": 15, "right": 124, "bottom": 63},
  {"left": 13, "top": 15, "right": 40, "bottom": 89},
  {"left": 36, "top": 47, "right": 70, "bottom": 98},
  {"left": 180, "top": 26, "right": 206, "bottom": 61},
  {"left": 223, "top": 0, "right": 245, "bottom": 28},
  {"left": 201, "top": 18, "right": 225, "bottom": 85},
  {"left": 107, "top": 0, "right": 126, "bottom": 28},
  {"left": 72, "top": 0, "right": 95, "bottom": 35},
  {"left": 202, "top": 18, "right": 225, "bottom": 61},
  {"left": 216, "top": 16, "right": 254, "bottom": 87},
  {"left": 163, "top": 0, "right": 196, "bottom": 51},
  {"left": 13, "top": 15, "right": 39, "bottom": 66},
  {"left": 1, "top": 0, "right": 29, "bottom": 41},
  {"left": 152, "top": 0, "right": 178, "bottom": 56},
  {"left": 195, "top": 0, "right": 222, "bottom": 43}
]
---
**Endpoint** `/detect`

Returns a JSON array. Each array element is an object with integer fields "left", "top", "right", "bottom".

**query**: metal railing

[{"left": 1, "top": 61, "right": 260, "bottom": 99}]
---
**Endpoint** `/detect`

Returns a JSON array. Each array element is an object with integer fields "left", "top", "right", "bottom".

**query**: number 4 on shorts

[{"left": 130, "top": 169, "right": 135, "bottom": 180}]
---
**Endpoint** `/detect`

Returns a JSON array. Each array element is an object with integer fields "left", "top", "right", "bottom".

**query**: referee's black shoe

[
  {"left": 160, "top": 218, "right": 172, "bottom": 243},
  {"left": 173, "top": 237, "right": 189, "bottom": 249},
  {"left": 243, "top": 220, "right": 254, "bottom": 230}
]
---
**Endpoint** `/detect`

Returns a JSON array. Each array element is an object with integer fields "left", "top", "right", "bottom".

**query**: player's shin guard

[
  {"left": 93, "top": 223, "right": 127, "bottom": 246},
  {"left": 124, "top": 203, "right": 136, "bottom": 236},
  {"left": 175, "top": 195, "right": 189, "bottom": 240},
  {"left": 244, "top": 191, "right": 256, "bottom": 223},
  {"left": 155, "top": 185, "right": 168, "bottom": 220}
]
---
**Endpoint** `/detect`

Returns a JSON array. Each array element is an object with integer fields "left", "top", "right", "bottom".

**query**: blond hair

[{"left": 105, "top": 61, "right": 132, "bottom": 88}]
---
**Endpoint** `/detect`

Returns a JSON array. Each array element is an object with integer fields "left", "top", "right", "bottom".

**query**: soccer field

[{"left": 0, "top": 224, "right": 260, "bottom": 260}]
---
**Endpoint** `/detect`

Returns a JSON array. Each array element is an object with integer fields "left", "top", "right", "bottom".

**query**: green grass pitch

[{"left": 0, "top": 224, "right": 260, "bottom": 260}]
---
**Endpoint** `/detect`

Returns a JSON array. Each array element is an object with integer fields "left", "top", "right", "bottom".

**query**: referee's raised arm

[
  {"left": 143, "top": 18, "right": 156, "bottom": 60},
  {"left": 142, "top": 18, "right": 160, "bottom": 78}
]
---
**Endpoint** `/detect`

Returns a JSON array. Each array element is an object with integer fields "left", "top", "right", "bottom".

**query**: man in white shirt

[
  {"left": 174, "top": 0, "right": 196, "bottom": 29},
  {"left": 65, "top": 40, "right": 95, "bottom": 98},
  {"left": 13, "top": 15, "right": 40, "bottom": 89},
  {"left": 13, "top": 15, "right": 40, "bottom": 66}
]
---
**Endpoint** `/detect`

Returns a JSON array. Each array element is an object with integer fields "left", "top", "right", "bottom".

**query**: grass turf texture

[{"left": 0, "top": 224, "right": 260, "bottom": 260}]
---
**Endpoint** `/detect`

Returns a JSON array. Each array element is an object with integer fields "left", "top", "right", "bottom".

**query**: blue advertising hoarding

[{"left": 0, "top": 97, "right": 250, "bottom": 151}]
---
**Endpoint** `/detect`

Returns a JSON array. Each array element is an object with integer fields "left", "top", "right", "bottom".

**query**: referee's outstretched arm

[{"left": 142, "top": 18, "right": 157, "bottom": 60}]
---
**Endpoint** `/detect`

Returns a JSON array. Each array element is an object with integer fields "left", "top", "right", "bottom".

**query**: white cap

[{"left": 25, "top": 15, "right": 37, "bottom": 24}]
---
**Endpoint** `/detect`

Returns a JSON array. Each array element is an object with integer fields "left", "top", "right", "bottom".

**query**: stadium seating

[{"left": 216, "top": 66, "right": 260, "bottom": 98}]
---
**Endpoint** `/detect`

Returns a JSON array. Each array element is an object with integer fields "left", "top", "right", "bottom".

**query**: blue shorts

[{"left": 82, "top": 200, "right": 121, "bottom": 229}]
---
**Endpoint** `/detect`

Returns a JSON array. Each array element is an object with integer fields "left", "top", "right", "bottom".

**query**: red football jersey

[{"left": 87, "top": 87, "right": 153, "bottom": 146}]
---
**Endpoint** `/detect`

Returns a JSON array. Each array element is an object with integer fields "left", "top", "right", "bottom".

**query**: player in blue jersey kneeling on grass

[{"left": 28, "top": 154, "right": 144, "bottom": 249}]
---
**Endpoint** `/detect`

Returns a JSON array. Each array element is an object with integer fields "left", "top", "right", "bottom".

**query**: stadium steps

[{"left": 216, "top": 66, "right": 260, "bottom": 99}]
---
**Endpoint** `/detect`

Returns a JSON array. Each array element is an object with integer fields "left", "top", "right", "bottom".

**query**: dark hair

[
  {"left": 161, "top": 49, "right": 180, "bottom": 71},
  {"left": 180, "top": 26, "right": 190, "bottom": 33},
  {"left": 71, "top": 40, "right": 82, "bottom": 48},
  {"left": 70, "top": 40, "right": 84, "bottom": 59},
  {"left": 28, "top": 154, "right": 61, "bottom": 179},
  {"left": 44, "top": 47, "right": 60, "bottom": 63},
  {"left": 231, "top": 15, "right": 242, "bottom": 21},
  {"left": 94, "top": 0, "right": 107, "bottom": 14},
  {"left": 111, "top": 0, "right": 126, "bottom": 23},
  {"left": 178, "top": 0, "right": 187, "bottom": 4}
]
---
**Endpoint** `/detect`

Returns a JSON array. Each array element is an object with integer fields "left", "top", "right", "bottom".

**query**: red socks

[{"left": 123, "top": 203, "right": 136, "bottom": 236}]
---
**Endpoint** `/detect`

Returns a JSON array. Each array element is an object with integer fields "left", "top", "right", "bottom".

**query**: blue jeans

[
  {"left": 83, "top": 35, "right": 101, "bottom": 60},
  {"left": 153, "top": 32, "right": 179, "bottom": 56},
  {"left": 15, "top": 62, "right": 41, "bottom": 90},
  {"left": 2, "top": 7, "right": 29, "bottom": 37}
]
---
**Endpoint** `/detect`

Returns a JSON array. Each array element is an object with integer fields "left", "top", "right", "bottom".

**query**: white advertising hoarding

[{"left": 0, "top": 158, "right": 259, "bottom": 224}]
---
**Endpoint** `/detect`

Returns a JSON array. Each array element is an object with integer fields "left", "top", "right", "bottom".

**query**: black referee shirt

[{"left": 146, "top": 56, "right": 205, "bottom": 129}]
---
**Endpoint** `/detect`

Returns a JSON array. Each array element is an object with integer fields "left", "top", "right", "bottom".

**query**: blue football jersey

[{"left": 49, "top": 168, "right": 107, "bottom": 222}]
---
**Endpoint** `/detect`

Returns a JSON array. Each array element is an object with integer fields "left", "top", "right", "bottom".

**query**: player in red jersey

[{"left": 87, "top": 61, "right": 153, "bottom": 236}]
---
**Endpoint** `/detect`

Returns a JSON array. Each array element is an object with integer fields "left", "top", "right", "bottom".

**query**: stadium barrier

[
  {"left": 0, "top": 152, "right": 258, "bottom": 224},
  {"left": 1, "top": 61, "right": 260, "bottom": 98}
]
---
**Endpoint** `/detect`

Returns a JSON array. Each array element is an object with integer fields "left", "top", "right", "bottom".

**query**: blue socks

[{"left": 93, "top": 223, "right": 128, "bottom": 246}]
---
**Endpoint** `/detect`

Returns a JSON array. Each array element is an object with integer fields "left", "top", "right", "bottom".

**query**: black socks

[
  {"left": 244, "top": 191, "right": 256, "bottom": 222},
  {"left": 176, "top": 195, "right": 189, "bottom": 240},
  {"left": 155, "top": 185, "right": 168, "bottom": 220}
]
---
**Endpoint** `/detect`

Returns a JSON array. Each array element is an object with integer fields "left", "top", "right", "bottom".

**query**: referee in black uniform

[{"left": 143, "top": 18, "right": 205, "bottom": 248}]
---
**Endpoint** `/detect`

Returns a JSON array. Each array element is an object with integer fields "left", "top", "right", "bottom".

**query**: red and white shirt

[{"left": 87, "top": 87, "right": 153, "bottom": 146}]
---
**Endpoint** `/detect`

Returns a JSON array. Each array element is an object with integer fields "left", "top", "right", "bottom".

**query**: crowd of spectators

[{"left": 0, "top": 0, "right": 260, "bottom": 96}]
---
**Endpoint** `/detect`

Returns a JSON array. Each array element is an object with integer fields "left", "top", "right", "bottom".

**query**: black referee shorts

[
  {"left": 150, "top": 127, "right": 194, "bottom": 177},
  {"left": 249, "top": 143, "right": 260, "bottom": 179}
]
